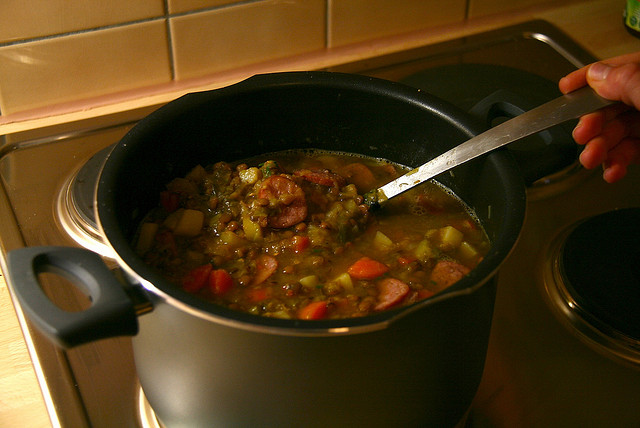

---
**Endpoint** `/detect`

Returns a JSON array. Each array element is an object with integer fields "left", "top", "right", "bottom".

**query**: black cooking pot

[{"left": 7, "top": 72, "right": 528, "bottom": 427}]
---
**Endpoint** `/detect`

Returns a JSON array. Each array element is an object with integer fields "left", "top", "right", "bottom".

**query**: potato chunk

[
  {"left": 164, "top": 208, "right": 204, "bottom": 237},
  {"left": 136, "top": 222, "right": 158, "bottom": 255}
]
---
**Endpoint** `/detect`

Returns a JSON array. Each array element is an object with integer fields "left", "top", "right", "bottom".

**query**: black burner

[
  {"left": 542, "top": 207, "right": 640, "bottom": 366},
  {"left": 560, "top": 208, "right": 640, "bottom": 341}
]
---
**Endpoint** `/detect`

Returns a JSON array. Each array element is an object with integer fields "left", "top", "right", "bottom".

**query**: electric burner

[
  {"left": 541, "top": 208, "right": 640, "bottom": 367},
  {"left": 56, "top": 145, "right": 115, "bottom": 257}
]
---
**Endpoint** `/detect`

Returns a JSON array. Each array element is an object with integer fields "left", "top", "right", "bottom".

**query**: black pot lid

[
  {"left": 542, "top": 208, "right": 640, "bottom": 366},
  {"left": 400, "top": 64, "right": 582, "bottom": 192}
]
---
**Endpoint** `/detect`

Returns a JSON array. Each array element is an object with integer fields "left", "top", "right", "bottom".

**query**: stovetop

[{"left": 1, "top": 20, "right": 639, "bottom": 427}]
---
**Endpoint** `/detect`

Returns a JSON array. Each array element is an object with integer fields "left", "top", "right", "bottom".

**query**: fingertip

[
  {"left": 558, "top": 67, "right": 589, "bottom": 93},
  {"left": 579, "top": 149, "right": 597, "bottom": 170},
  {"left": 602, "top": 164, "right": 627, "bottom": 183},
  {"left": 558, "top": 76, "right": 571, "bottom": 94},
  {"left": 579, "top": 138, "right": 608, "bottom": 170},
  {"left": 572, "top": 119, "right": 585, "bottom": 144},
  {"left": 571, "top": 113, "right": 603, "bottom": 145}
]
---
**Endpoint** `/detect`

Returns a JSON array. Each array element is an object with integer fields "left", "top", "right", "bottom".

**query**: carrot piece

[
  {"left": 182, "top": 264, "right": 212, "bottom": 293},
  {"left": 252, "top": 255, "right": 278, "bottom": 285},
  {"left": 347, "top": 256, "right": 389, "bottom": 280},
  {"left": 374, "top": 278, "right": 410, "bottom": 311},
  {"left": 397, "top": 255, "right": 417, "bottom": 265},
  {"left": 209, "top": 269, "right": 233, "bottom": 295},
  {"left": 298, "top": 301, "right": 328, "bottom": 320}
]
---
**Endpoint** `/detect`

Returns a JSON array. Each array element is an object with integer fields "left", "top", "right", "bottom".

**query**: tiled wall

[{"left": 0, "top": 0, "right": 559, "bottom": 116}]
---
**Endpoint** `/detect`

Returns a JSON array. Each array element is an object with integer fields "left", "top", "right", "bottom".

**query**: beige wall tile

[
  {"left": 0, "top": 0, "right": 165, "bottom": 44},
  {"left": 0, "top": 21, "right": 171, "bottom": 114},
  {"left": 468, "top": 0, "right": 559, "bottom": 18},
  {"left": 170, "top": 0, "right": 326, "bottom": 80},
  {"left": 329, "top": 0, "right": 466, "bottom": 47},
  {"left": 168, "top": 0, "right": 240, "bottom": 14}
]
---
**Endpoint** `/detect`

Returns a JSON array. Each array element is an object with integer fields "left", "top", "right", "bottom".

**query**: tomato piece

[
  {"left": 397, "top": 255, "right": 417, "bottom": 265},
  {"left": 298, "top": 301, "right": 328, "bottom": 320},
  {"left": 246, "top": 287, "right": 272, "bottom": 303},
  {"left": 347, "top": 256, "right": 389, "bottom": 280},
  {"left": 160, "top": 191, "right": 180, "bottom": 213},
  {"left": 209, "top": 269, "right": 233, "bottom": 295},
  {"left": 182, "top": 264, "right": 213, "bottom": 293},
  {"left": 252, "top": 255, "right": 278, "bottom": 285},
  {"left": 291, "top": 235, "right": 310, "bottom": 253},
  {"left": 374, "top": 278, "right": 410, "bottom": 311}
]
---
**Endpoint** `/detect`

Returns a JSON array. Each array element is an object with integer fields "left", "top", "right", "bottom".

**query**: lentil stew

[{"left": 134, "top": 150, "right": 490, "bottom": 319}]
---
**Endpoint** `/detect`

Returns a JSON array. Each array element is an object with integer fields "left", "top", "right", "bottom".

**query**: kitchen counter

[{"left": 1, "top": 0, "right": 639, "bottom": 426}]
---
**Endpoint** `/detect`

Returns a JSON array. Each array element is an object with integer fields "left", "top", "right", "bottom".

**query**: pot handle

[
  {"left": 6, "top": 246, "right": 141, "bottom": 349},
  {"left": 469, "top": 89, "right": 577, "bottom": 185}
]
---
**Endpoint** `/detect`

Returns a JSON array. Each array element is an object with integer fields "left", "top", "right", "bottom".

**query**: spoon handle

[{"left": 370, "top": 87, "right": 617, "bottom": 205}]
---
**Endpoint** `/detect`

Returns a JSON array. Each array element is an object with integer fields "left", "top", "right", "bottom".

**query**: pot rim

[{"left": 96, "top": 71, "right": 526, "bottom": 336}]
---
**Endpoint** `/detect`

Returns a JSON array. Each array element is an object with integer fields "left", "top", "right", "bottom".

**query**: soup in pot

[{"left": 134, "top": 150, "right": 489, "bottom": 319}]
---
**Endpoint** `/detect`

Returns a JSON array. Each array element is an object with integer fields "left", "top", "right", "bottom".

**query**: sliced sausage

[
  {"left": 430, "top": 260, "right": 470, "bottom": 289},
  {"left": 252, "top": 254, "right": 278, "bottom": 285},
  {"left": 375, "top": 278, "right": 410, "bottom": 311},
  {"left": 259, "top": 175, "right": 308, "bottom": 228},
  {"left": 338, "top": 163, "right": 376, "bottom": 192}
]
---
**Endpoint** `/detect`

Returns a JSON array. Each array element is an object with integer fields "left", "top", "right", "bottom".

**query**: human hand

[{"left": 559, "top": 52, "right": 640, "bottom": 183}]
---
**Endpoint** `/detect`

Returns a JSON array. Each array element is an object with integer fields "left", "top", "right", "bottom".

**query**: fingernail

[{"left": 588, "top": 62, "right": 611, "bottom": 81}]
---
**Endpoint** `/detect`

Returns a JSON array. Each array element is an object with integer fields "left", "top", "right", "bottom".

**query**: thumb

[{"left": 587, "top": 61, "right": 640, "bottom": 110}]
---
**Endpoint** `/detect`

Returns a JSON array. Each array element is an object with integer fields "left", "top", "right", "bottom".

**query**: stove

[{"left": 1, "top": 20, "right": 639, "bottom": 427}]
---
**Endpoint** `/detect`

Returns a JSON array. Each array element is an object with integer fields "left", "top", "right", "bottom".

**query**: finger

[
  {"left": 580, "top": 137, "right": 610, "bottom": 169},
  {"left": 578, "top": 116, "right": 631, "bottom": 169},
  {"left": 571, "top": 104, "right": 632, "bottom": 144},
  {"left": 559, "top": 52, "right": 640, "bottom": 94},
  {"left": 602, "top": 136, "right": 640, "bottom": 183},
  {"left": 559, "top": 67, "right": 588, "bottom": 94},
  {"left": 600, "top": 51, "right": 640, "bottom": 67},
  {"left": 573, "top": 112, "right": 604, "bottom": 145},
  {"left": 603, "top": 163, "right": 628, "bottom": 183},
  {"left": 587, "top": 62, "right": 640, "bottom": 109}
]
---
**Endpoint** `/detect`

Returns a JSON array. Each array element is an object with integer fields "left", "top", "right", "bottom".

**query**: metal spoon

[{"left": 364, "top": 87, "right": 617, "bottom": 207}]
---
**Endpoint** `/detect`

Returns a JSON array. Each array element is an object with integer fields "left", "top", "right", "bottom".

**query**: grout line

[
  {"left": 163, "top": 0, "right": 177, "bottom": 81},
  {"left": 325, "top": 0, "right": 331, "bottom": 48},
  {"left": 0, "top": 0, "right": 265, "bottom": 49},
  {"left": 0, "top": 16, "right": 166, "bottom": 48}
]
